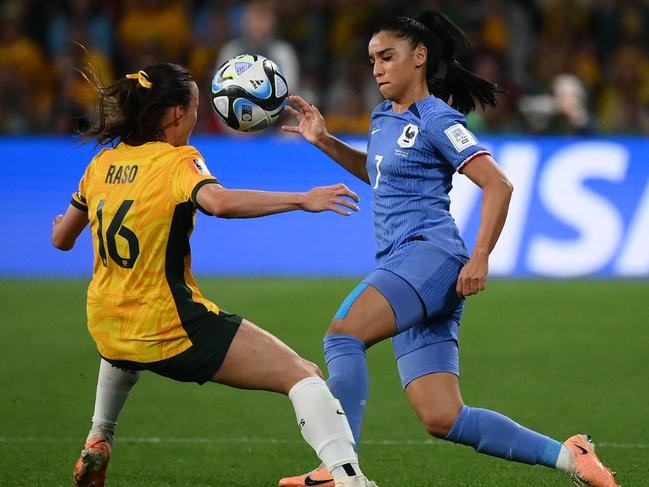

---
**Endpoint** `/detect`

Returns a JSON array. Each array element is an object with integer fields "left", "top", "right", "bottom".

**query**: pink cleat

[
  {"left": 72, "top": 436, "right": 111, "bottom": 487},
  {"left": 279, "top": 465, "right": 334, "bottom": 487},
  {"left": 564, "top": 434, "right": 620, "bottom": 487}
]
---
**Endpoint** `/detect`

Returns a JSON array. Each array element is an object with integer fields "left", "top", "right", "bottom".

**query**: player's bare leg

[
  {"left": 213, "top": 319, "right": 378, "bottom": 486},
  {"left": 406, "top": 372, "right": 619, "bottom": 486},
  {"left": 404, "top": 372, "right": 463, "bottom": 438}
]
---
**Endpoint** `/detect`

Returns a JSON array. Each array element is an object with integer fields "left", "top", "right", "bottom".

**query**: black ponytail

[
  {"left": 80, "top": 63, "right": 195, "bottom": 147},
  {"left": 377, "top": 11, "right": 498, "bottom": 114}
]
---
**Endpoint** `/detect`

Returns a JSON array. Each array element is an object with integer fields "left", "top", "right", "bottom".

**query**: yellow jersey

[{"left": 71, "top": 141, "right": 220, "bottom": 362}]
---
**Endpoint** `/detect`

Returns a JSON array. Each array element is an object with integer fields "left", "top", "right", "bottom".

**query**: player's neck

[{"left": 391, "top": 85, "right": 430, "bottom": 113}]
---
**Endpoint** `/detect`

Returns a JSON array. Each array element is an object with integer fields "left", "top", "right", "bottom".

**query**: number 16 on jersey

[{"left": 96, "top": 199, "right": 140, "bottom": 268}]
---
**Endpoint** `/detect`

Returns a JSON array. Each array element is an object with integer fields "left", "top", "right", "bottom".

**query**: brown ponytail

[
  {"left": 81, "top": 63, "right": 195, "bottom": 147},
  {"left": 376, "top": 11, "right": 498, "bottom": 114}
]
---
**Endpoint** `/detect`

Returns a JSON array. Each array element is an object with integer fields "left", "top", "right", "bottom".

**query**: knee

[
  {"left": 419, "top": 407, "right": 462, "bottom": 438},
  {"left": 301, "top": 359, "right": 324, "bottom": 380},
  {"left": 326, "top": 319, "right": 368, "bottom": 345},
  {"left": 326, "top": 318, "right": 350, "bottom": 336},
  {"left": 288, "top": 357, "right": 324, "bottom": 386}
]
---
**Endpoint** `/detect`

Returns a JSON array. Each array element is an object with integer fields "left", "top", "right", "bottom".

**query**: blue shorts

[
  {"left": 334, "top": 263, "right": 464, "bottom": 389},
  {"left": 379, "top": 241, "right": 467, "bottom": 317}
]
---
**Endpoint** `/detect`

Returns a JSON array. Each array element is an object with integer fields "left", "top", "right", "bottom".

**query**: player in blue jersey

[{"left": 279, "top": 11, "right": 619, "bottom": 487}]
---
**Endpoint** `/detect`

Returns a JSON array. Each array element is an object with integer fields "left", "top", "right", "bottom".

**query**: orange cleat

[
  {"left": 72, "top": 436, "right": 111, "bottom": 487},
  {"left": 279, "top": 465, "right": 334, "bottom": 487},
  {"left": 564, "top": 434, "right": 620, "bottom": 487}
]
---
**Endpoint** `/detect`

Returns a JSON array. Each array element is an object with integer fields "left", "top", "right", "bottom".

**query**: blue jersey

[
  {"left": 367, "top": 95, "right": 489, "bottom": 265},
  {"left": 366, "top": 96, "right": 489, "bottom": 315}
]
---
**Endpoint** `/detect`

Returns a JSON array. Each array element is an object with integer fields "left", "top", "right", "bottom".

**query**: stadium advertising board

[{"left": 1, "top": 136, "right": 647, "bottom": 278}]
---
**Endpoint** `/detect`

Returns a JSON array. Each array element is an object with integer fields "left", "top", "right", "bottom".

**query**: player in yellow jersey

[{"left": 52, "top": 63, "right": 378, "bottom": 487}]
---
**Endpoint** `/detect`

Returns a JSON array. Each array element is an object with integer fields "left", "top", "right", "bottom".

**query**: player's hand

[
  {"left": 456, "top": 255, "right": 488, "bottom": 298},
  {"left": 281, "top": 95, "right": 329, "bottom": 146},
  {"left": 302, "top": 183, "right": 359, "bottom": 215}
]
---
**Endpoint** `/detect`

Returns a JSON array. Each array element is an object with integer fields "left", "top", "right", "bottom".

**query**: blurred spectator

[
  {"left": 0, "top": 2, "right": 49, "bottom": 132},
  {"left": 218, "top": 1, "right": 299, "bottom": 91},
  {"left": 323, "top": 55, "right": 380, "bottom": 135},
  {"left": 548, "top": 74, "right": 596, "bottom": 135},
  {"left": 118, "top": 0, "right": 191, "bottom": 70},
  {"left": 466, "top": 51, "right": 521, "bottom": 134},
  {"left": 190, "top": 1, "right": 236, "bottom": 133},
  {"left": 1, "top": 0, "right": 648, "bottom": 135},
  {"left": 519, "top": 74, "right": 595, "bottom": 135},
  {"left": 47, "top": 41, "right": 113, "bottom": 134},
  {"left": 598, "top": 42, "right": 649, "bottom": 135},
  {"left": 48, "top": 0, "right": 114, "bottom": 58}
]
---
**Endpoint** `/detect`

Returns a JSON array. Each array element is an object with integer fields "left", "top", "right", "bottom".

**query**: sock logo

[
  {"left": 336, "top": 409, "right": 346, "bottom": 416},
  {"left": 299, "top": 418, "right": 306, "bottom": 430}
]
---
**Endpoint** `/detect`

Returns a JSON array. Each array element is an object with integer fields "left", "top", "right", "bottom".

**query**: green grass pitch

[{"left": 1, "top": 279, "right": 647, "bottom": 486}]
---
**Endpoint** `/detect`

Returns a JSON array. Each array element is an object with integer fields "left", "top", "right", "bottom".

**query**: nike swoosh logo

[
  {"left": 305, "top": 475, "right": 334, "bottom": 486},
  {"left": 336, "top": 409, "right": 346, "bottom": 415},
  {"left": 371, "top": 128, "right": 381, "bottom": 134},
  {"left": 573, "top": 443, "right": 589, "bottom": 455}
]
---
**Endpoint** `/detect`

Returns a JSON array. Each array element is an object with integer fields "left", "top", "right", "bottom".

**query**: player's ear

[
  {"left": 415, "top": 44, "right": 427, "bottom": 69},
  {"left": 173, "top": 105, "right": 184, "bottom": 124}
]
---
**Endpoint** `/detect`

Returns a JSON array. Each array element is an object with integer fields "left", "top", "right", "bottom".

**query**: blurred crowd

[{"left": 1, "top": 0, "right": 648, "bottom": 136}]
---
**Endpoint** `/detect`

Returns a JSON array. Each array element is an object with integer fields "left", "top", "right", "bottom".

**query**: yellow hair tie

[{"left": 125, "top": 70, "right": 153, "bottom": 89}]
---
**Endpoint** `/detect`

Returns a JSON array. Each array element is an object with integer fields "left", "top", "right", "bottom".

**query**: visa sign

[
  {"left": 0, "top": 136, "right": 646, "bottom": 278},
  {"left": 450, "top": 140, "right": 649, "bottom": 277}
]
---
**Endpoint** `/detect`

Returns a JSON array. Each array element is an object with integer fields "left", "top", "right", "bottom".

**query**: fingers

[
  {"left": 329, "top": 183, "right": 359, "bottom": 202},
  {"left": 337, "top": 184, "right": 359, "bottom": 202},
  {"left": 307, "top": 184, "right": 360, "bottom": 216},
  {"left": 457, "top": 277, "right": 486, "bottom": 298},
  {"left": 328, "top": 205, "right": 352, "bottom": 216},
  {"left": 288, "top": 94, "right": 312, "bottom": 112},
  {"left": 334, "top": 197, "right": 359, "bottom": 212},
  {"left": 280, "top": 125, "right": 300, "bottom": 133},
  {"left": 284, "top": 105, "right": 304, "bottom": 121},
  {"left": 288, "top": 95, "right": 322, "bottom": 117},
  {"left": 456, "top": 280, "right": 463, "bottom": 299}
]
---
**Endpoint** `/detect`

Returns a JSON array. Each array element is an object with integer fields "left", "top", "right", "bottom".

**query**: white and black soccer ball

[{"left": 210, "top": 54, "right": 289, "bottom": 132}]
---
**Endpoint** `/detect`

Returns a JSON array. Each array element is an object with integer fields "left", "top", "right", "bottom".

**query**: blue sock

[
  {"left": 323, "top": 334, "right": 368, "bottom": 450},
  {"left": 444, "top": 405, "right": 563, "bottom": 468}
]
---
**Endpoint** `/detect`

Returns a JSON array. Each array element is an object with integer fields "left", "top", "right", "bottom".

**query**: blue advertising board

[{"left": 1, "top": 135, "right": 647, "bottom": 278}]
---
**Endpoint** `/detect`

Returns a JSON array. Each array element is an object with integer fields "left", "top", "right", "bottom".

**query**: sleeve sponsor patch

[
  {"left": 192, "top": 158, "right": 211, "bottom": 175},
  {"left": 444, "top": 123, "right": 477, "bottom": 153}
]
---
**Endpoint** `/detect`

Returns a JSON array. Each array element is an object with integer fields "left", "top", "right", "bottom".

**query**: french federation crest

[{"left": 398, "top": 123, "right": 419, "bottom": 148}]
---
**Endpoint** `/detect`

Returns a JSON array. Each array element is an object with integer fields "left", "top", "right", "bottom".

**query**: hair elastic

[{"left": 125, "top": 70, "right": 153, "bottom": 89}]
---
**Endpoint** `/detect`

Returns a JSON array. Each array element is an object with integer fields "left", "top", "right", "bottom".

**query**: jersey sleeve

[
  {"left": 70, "top": 164, "right": 90, "bottom": 212},
  {"left": 425, "top": 111, "right": 490, "bottom": 173},
  {"left": 173, "top": 146, "right": 220, "bottom": 214}
]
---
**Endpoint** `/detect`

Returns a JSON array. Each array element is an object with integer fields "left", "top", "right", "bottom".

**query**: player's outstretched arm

[
  {"left": 281, "top": 95, "right": 370, "bottom": 184},
  {"left": 52, "top": 205, "right": 89, "bottom": 251},
  {"left": 456, "top": 154, "right": 513, "bottom": 298},
  {"left": 196, "top": 182, "right": 359, "bottom": 219}
]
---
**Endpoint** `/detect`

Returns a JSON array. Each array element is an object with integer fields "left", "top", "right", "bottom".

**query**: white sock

[
  {"left": 87, "top": 359, "right": 141, "bottom": 445},
  {"left": 288, "top": 376, "right": 360, "bottom": 478},
  {"left": 555, "top": 445, "right": 576, "bottom": 474}
]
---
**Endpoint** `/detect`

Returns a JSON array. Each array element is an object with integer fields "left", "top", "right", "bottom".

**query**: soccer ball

[{"left": 210, "top": 54, "right": 289, "bottom": 132}]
